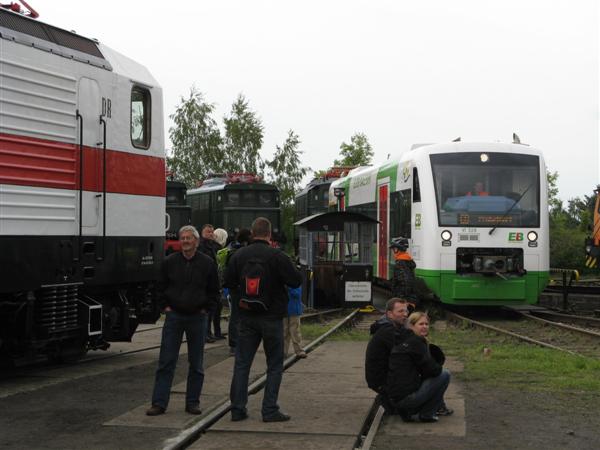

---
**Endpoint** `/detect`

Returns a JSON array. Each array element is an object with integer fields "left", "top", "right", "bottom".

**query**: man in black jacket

[
  {"left": 224, "top": 217, "right": 302, "bottom": 423},
  {"left": 146, "top": 225, "right": 219, "bottom": 416},
  {"left": 365, "top": 298, "right": 411, "bottom": 412}
]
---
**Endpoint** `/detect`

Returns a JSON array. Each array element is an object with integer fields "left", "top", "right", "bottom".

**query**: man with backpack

[{"left": 224, "top": 217, "right": 302, "bottom": 422}]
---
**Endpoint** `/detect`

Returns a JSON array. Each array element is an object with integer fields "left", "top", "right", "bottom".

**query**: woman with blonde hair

[{"left": 386, "top": 311, "right": 452, "bottom": 422}]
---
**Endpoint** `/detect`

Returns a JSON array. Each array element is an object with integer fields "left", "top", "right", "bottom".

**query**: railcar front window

[
  {"left": 131, "top": 86, "right": 151, "bottom": 149},
  {"left": 430, "top": 152, "right": 540, "bottom": 227}
]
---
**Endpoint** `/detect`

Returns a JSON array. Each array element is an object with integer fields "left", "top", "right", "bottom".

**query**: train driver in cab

[{"left": 466, "top": 181, "right": 489, "bottom": 196}]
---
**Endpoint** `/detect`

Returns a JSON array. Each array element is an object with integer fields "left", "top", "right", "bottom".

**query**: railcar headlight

[
  {"left": 441, "top": 230, "right": 452, "bottom": 241},
  {"left": 480, "top": 153, "right": 489, "bottom": 163},
  {"left": 527, "top": 231, "right": 538, "bottom": 242}
]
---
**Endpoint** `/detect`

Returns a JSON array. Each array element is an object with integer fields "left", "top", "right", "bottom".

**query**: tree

[
  {"left": 267, "top": 130, "right": 308, "bottom": 207},
  {"left": 547, "top": 170, "right": 562, "bottom": 219},
  {"left": 167, "top": 88, "right": 222, "bottom": 187},
  {"left": 267, "top": 130, "right": 310, "bottom": 249},
  {"left": 222, "top": 94, "right": 265, "bottom": 175},
  {"left": 334, "top": 132, "right": 374, "bottom": 166}
]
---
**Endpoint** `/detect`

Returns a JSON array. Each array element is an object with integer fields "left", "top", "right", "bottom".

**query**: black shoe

[
  {"left": 400, "top": 413, "right": 417, "bottom": 422},
  {"left": 231, "top": 411, "right": 249, "bottom": 422},
  {"left": 436, "top": 405, "right": 454, "bottom": 416},
  {"left": 185, "top": 405, "right": 202, "bottom": 415},
  {"left": 205, "top": 336, "right": 216, "bottom": 343},
  {"left": 214, "top": 334, "right": 226, "bottom": 340},
  {"left": 146, "top": 405, "right": 165, "bottom": 416},
  {"left": 263, "top": 412, "right": 291, "bottom": 422},
  {"left": 419, "top": 415, "right": 439, "bottom": 423}
]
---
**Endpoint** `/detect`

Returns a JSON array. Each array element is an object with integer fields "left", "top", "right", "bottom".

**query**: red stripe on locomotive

[{"left": 0, "top": 132, "right": 165, "bottom": 196}]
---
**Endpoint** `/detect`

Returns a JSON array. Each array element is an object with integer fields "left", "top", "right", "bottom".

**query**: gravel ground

[{"left": 0, "top": 346, "right": 230, "bottom": 450}]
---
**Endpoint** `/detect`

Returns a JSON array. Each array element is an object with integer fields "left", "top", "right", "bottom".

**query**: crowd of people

[{"left": 145, "top": 219, "right": 451, "bottom": 425}]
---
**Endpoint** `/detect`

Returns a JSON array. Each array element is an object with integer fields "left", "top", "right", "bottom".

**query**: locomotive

[
  {"left": 165, "top": 178, "right": 191, "bottom": 254},
  {"left": 294, "top": 166, "right": 354, "bottom": 220},
  {"left": 329, "top": 140, "right": 550, "bottom": 305},
  {"left": 187, "top": 173, "right": 281, "bottom": 239},
  {"left": 0, "top": 6, "right": 165, "bottom": 363}
]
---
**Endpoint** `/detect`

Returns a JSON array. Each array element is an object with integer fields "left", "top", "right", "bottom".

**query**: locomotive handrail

[
  {"left": 76, "top": 109, "right": 83, "bottom": 262},
  {"left": 98, "top": 115, "right": 107, "bottom": 261}
]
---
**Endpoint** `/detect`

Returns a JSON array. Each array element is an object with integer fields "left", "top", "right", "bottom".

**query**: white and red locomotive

[{"left": 0, "top": 4, "right": 165, "bottom": 362}]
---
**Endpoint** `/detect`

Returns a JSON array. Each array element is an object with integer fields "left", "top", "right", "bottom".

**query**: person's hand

[
  {"left": 164, "top": 306, "right": 172, "bottom": 312},
  {"left": 200, "top": 308, "right": 207, "bottom": 314}
]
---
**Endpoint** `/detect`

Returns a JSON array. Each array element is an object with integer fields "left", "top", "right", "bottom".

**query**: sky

[{"left": 38, "top": 0, "right": 599, "bottom": 202}]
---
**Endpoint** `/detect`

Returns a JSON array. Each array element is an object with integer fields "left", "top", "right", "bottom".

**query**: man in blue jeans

[
  {"left": 224, "top": 217, "right": 302, "bottom": 422},
  {"left": 146, "top": 225, "right": 219, "bottom": 416}
]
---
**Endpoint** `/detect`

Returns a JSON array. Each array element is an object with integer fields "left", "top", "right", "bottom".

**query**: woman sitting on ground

[{"left": 386, "top": 311, "right": 452, "bottom": 422}]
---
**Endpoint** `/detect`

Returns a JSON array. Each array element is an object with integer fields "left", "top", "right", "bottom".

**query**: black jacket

[
  {"left": 365, "top": 320, "right": 412, "bottom": 394},
  {"left": 198, "top": 237, "right": 219, "bottom": 262},
  {"left": 391, "top": 257, "right": 417, "bottom": 300},
  {"left": 159, "top": 251, "right": 219, "bottom": 314},
  {"left": 386, "top": 330, "right": 442, "bottom": 401},
  {"left": 224, "top": 240, "right": 302, "bottom": 319}
]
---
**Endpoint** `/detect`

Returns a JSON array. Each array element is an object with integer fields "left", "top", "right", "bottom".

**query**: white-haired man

[{"left": 146, "top": 225, "right": 219, "bottom": 416}]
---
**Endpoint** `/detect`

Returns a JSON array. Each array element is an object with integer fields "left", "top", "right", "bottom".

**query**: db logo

[{"left": 508, "top": 232, "right": 524, "bottom": 242}]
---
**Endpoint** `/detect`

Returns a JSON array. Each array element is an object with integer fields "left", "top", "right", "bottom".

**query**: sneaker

[
  {"left": 185, "top": 405, "right": 202, "bottom": 415},
  {"left": 205, "top": 336, "right": 216, "bottom": 344},
  {"left": 231, "top": 411, "right": 249, "bottom": 422},
  {"left": 146, "top": 405, "right": 165, "bottom": 416},
  {"left": 263, "top": 411, "right": 291, "bottom": 422},
  {"left": 296, "top": 351, "right": 307, "bottom": 358},
  {"left": 214, "top": 334, "right": 226, "bottom": 340},
  {"left": 436, "top": 405, "right": 454, "bottom": 416}
]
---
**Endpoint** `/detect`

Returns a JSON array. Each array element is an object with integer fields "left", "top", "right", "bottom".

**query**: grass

[
  {"left": 431, "top": 322, "right": 600, "bottom": 394},
  {"left": 300, "top": 321, "right": 370, "bottom": 342}
]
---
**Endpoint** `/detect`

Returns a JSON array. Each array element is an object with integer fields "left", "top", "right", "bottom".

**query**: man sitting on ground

[{"left": 365, "top": 298, "right": 412, "bottom": 413}]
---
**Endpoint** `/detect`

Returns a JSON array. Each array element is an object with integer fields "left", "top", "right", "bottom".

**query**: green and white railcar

[{"left": 329, "top": 142, "right": 549, "bottom": 305}]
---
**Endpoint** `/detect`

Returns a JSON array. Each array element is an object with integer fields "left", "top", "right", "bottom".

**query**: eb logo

[{"left": 508, "top": 232, "right": 524, "bottom": 242}]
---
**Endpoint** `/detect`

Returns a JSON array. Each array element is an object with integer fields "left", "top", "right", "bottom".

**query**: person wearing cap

[{"left": 390, "top": 237, "right": 418, "bottom": 311}]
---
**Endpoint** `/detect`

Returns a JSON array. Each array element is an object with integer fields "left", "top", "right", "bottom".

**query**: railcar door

[
  {"left": 77, "top": 78, "right": 103, "bottom": 236},
  {"left": 377, "top": 182, "right": 389, "bottom": 278}
]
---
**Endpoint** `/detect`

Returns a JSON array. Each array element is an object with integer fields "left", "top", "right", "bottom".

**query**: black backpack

[{"left": 239, "top": 254, "right": 276, "bottom": 312}]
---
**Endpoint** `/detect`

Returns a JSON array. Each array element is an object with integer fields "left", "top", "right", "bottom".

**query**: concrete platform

[
  {"left": 189, "top": 341, "right": 374, "bottom": 449},
  {"left": 104, "top": 347, "right": 267, "bottom": 429}
]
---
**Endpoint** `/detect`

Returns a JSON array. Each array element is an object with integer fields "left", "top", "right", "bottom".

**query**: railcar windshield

[{"left": 430, "top": 152, "right": 540, "bottom": 228}]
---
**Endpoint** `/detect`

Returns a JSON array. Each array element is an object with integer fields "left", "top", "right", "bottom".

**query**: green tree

[
  {"left": 267, "top": 130, "right": 310, "bottom": 249},
  {"left": 222, "top": 94, "right": 265, "bottom": 175},
  {"left": 334, "top": 132, "right": 374, "bottom": 166},
  {"left": 167, "top": 88, "right": 222, "bottom": 187},
  {"left": 547, "top": 170, "right": 562, "bottom": 219}
]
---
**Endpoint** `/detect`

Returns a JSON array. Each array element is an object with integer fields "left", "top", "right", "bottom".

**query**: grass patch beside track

[
  {"left": 431, "top": 323, "right": 600, "bottom": 394},
  {"left": 300, "top": 322, "right": 370, "bottom": 342}
]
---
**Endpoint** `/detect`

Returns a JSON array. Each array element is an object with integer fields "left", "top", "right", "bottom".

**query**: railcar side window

[
  {"left": 131, "top": 86, "right": 151, "bottom": 149},
  {"left": 413, "top": 168, "right": 421, "bottom": 202}
]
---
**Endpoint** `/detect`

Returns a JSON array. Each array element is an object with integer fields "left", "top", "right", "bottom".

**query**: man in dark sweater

[
  {"left": 365, "top": 298, "right": 411, "bottom": 412},
  {"left": 224, "top": 217, "right": 302, "bottom": 423},
  {"left": 146, "top": 225, "right": 219, "bottom": 416}
]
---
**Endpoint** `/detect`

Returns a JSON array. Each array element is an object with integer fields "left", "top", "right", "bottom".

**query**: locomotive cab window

[
  {"left": 131, "top": 86, "right": 151, "bottom": 149},
  {"left": 431, "top": 152, "right": 540, "bottom": 228}
]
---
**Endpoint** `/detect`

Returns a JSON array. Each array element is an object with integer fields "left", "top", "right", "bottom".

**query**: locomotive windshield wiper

[{"left": 488, "top": 183, "right": 533, "bottom": 235}]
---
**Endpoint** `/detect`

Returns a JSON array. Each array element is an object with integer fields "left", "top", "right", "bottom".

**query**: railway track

[
  {"left": 446, "top": 308, "right": 600, "bottom": 358},
  {"left": 162, "top": 308, "right": 378, "bottom": 450}
]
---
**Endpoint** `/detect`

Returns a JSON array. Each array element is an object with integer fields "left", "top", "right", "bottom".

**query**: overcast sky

[{"left": 41, "top": 0, "right": 598, "bottom": 201}]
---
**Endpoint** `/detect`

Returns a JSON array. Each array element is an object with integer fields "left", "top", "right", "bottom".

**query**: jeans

[
  {"left": 151, "top": 310, "right": 208, "bottom": 409},
  {"left": 393, "top": 369, "right": 451, "bottom": 418},
  {"left": 230, "top": 315, "right": 284, "bottom": 418},
  {"left": 209, "top": 297, "right": 223, "bottom": 337},
  {"left": 228, "top": 295, "right": 239, "bottom": 349}
]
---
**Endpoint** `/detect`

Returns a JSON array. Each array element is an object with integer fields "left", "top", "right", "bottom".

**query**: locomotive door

[
  {"left": 377, "top": 182, "right": 389, "bottom": 279},
  {"left": 78, "top": 78, "right": 103, "bottom": 234}
]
